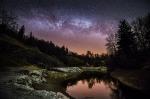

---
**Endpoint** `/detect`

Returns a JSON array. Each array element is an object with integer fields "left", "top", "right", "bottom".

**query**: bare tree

[
  {"left": 0, "top": 0, "right": 17, "bottom": 29},
  {"left": 106, "top": 33, "right": 117, "bottom": 55}
]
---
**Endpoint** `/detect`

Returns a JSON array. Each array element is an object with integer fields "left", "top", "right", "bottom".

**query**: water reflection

[
  {"left": 67, "top": 80, "right": 113, "bottom": 99},
  {"left": 64, "top": 71, "right": 148, "bottom": 99}
]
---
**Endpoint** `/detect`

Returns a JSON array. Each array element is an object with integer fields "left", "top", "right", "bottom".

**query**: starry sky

[{"left": 2, "top": 0, "right": 150, "bottom": 54}]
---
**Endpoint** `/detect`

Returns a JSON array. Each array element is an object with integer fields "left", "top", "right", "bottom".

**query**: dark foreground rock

[{"left": 0, "top": 66, "right": 70, "bottom": 99}]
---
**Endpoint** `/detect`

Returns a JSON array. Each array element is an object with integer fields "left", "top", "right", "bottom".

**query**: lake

[
  {"left": 66, "top": 79, "right": 115, "bottom": 99},
  {"left": 0, "top": 69, "right": 149, "bottom": 99},
  {"left": 62, "top": 71, "right": 148, "bottom": 99}
]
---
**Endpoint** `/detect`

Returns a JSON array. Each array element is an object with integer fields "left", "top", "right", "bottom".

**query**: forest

[{"left": 106, "top": 14, "right": 150, "bottom": 69}]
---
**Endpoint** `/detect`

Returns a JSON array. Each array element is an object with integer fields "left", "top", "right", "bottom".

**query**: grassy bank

[
  {"left": 0, "top": 34, "right": 64, "bottom": 69},
  {"left": 111, "top": 69, "right": 150, "bottom": 93}
]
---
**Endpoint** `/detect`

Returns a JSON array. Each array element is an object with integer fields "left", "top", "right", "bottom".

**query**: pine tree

[
  {"left": 18, "top": 25, "right": 25, "bottom": 39},
  {"left": 29, "top": 32, "right": 33, "bottom": 39},
  {"left": 117, "top": 20, "right": 136, "bottom": 56}
]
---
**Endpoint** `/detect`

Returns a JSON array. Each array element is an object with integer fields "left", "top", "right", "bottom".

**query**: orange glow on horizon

[
  {"left": 70, "top": 47, "right": 107, "bottom": 55},
  {"left": 35, "top": 32, "right": 107, "bottom": 55}
]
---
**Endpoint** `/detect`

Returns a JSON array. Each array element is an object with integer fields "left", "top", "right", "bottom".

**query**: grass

[
  {"left": 0, "top": 34, "right": 64, "bottom": 69},
  {"left": 81, "top": 66, "right": 107, "bottom": 73}
]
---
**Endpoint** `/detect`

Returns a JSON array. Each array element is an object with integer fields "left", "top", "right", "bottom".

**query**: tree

[
  {"left": 29, "top": 32, "right": 33, "bottom": 38},
  {"left": 106, "top": 33, "right": 117, "bottom": 55},
  {"left": 86, "top": 51, "right": 93, "bottom": 57},
  {"left": 0, "top": 8, "right": 18, "bottom": 34},
  {"left": 132, "top": 18, "right": 146, "bottom": 51},
  {"left": 132, "top": 14, "right": 150, "bottom": 68},
  {"left": 0, "top": 9, "right": 17, "bottom": 28},
  {"left": 18, "top": 25, "right": 25, "bottom": 39},
  {"left": 112, "top": 20, "right": 137, "bottom": 68},
  {"left": 117, "top": 20, "right": 136, "bottom": 56},
  {"left": 142, "top": 14, "right": 150, "bottom": 49},
  {"left": 133, "top": 14, "right": 150, "bottom": 49},
  {"left": 106, "top": 15, "right": 150, "bottom": 69}
]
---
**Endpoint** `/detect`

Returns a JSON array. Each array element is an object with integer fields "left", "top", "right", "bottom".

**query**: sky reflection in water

[{"left": 66, "top": 78, "right": 117, "bottom": 99}]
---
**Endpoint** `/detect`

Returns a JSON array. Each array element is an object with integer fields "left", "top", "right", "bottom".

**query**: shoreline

[{"left": 111, "top": 69, "right": 150, "bottom": 94}]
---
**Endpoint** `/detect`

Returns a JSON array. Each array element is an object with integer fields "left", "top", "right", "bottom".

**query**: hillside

[
  {"left": 0, "top": 34, "right": 65, "bottom": 69},
  {"left": 0, "top": 19, "right": 104, "bottom": 69}
]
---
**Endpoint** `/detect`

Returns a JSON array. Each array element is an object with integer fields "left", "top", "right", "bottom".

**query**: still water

[
  {"left": 64, "top": 72, "right": 148, "bottom": 99},
  {"left": 67, "top": 79, "right": 116, "bottom": 99}
]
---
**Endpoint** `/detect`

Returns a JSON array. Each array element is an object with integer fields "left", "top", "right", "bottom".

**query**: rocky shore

[
  {"left": 0, "top": 66, "right": 70, "bottom": 99},
  {"left": 0, "top": 66, "right": 107, "bottom": 99}
]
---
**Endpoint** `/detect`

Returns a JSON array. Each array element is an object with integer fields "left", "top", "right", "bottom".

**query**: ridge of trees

[
  {"left": 106, "top": 14, "right": 150, "bottom": 69},
  {"left": 0, "top": 9, "right": 106, "bottom": 67}
]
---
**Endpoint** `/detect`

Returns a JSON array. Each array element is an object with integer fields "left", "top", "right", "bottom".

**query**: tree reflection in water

[{"left": 62, "top": 71, "right": 148, "bottom": 99}]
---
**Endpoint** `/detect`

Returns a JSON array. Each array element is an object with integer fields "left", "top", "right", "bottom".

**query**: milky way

[{"left": 2, "top": 0, "right": 150, "bottom": 54}]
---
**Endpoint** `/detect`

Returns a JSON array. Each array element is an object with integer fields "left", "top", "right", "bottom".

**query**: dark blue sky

[{"left": 2, "top": 0, "right": 150, "bottom": 54}]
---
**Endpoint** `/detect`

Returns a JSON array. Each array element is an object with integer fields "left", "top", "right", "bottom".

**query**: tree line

[
  {"left": 0, "top": 9, "right": 106, "bottom": 67},
  {"left": 106, "top": 14, "right": 150, "bottom": 69}
]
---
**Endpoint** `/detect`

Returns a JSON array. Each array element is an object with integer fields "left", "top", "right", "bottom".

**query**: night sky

[{"left": 2, "top": 0, "right": 150, "bottom": 54}]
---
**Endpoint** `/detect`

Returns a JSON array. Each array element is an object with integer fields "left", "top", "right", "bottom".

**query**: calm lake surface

[
  {"left": 66, "top": 79, "right": 115, "bottom": 99},
  {"left": 64, "top": 72, "right": 148, "bottom": 99},
  {"left": 0, "top": 70, "right": 149, "bottom": 99}
]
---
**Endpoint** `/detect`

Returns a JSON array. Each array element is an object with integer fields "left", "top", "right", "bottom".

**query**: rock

[
  {"left": 99, "top": 66, "right": 107, "bottom": 72},
  {"left": 57, "top": 92, "right": 70, "bottom": 99},
  {"left": 31, "top": 75, "right": 46, "bottom": 84},
  {"left": 5, "top": 68, "right": 70, "bottom": 99},
  {"left": 13, "top": 69, "right": 48, "bottom": 90},
  {"left": 32, "top": 90, "right": 55, "bottom": 98},
  {"left": 42, "top": 69, "right": 48, "bottom": 78},
  {"left": 31, "top": 90, "right": 70, "bottom": 99},
  {"left": 54, "top": 67, "right": 82, "bottom": 73},
  {"left": 29, "top": 70, "right": 47, "bottom": 84},
  {"left": 30, "top": 70, "right": 42, "bottom": 76},
  {"left": 14, "top": 83, "right": 34, "bottom": 91},
  {"left": 17, "top": 69, "right": 30, "bottom": 75},
  {"left": 15, "top": 75, "right": 32, "bottom": 86},
  {"left": 29, "top": 69, "right": 48, "bottom": 77}
]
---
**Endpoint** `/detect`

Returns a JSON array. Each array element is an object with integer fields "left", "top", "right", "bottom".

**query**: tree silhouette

[
  {"left": 145, "top": 14, "right": 150, "bottom": 49},
  {"left": 0, "top": 9, "right": 17, "bottom": 28},
  {"left": 106, "top": 14, "right": 150, "bottom": 69},
  {"left": 117, "top": 20, "right": 136, "bottom": 56},
  {"left": 106, "top": 33, "right": 117, "bottom": 55},
  {"left": 18, "top": 25, "right": 25, "bottom": 39},
  {"left": 29, "top": 32, "right": 33, "bottom": 38}
]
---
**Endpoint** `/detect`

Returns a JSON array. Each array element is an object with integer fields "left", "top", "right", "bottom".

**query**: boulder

[
  {"left": 54, "top": 67, "right": 82, "bottom": 73},
  {"left": 13, "top": 69, "right": 48, "bottom": 90},
  {"left": 15, "top": 75, "right": 32, "bottom": 86},
  {"left": 31, "top": 90, "right": 70, "bottom": 99}
]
